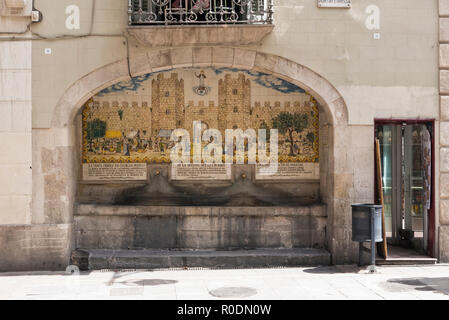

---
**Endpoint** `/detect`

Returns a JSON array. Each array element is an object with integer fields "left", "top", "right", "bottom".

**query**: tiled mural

[{"left": 82, "top": 68, "right": 319, "bottom": 164}]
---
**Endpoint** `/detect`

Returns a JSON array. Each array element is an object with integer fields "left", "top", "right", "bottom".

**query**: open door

[
  {"left": 375, "top": 139, "right": 388, "bottom": 259},
  {"left": 375, "top": 120, "right": 434, "bottom": 257}
]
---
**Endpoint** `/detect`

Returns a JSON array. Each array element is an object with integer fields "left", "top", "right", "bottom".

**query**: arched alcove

[{"left": 38, "top": 48, "right": 351, "bottom": 265}]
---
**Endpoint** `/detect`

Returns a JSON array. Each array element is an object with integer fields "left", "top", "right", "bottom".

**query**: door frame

[{"left": 374, "top": 119, "right": 436, "bottom": 257}]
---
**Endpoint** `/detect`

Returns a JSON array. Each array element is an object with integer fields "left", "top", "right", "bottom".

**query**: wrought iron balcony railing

[{"left": 128, "top": 0, "right": 274, "bottom": 25}]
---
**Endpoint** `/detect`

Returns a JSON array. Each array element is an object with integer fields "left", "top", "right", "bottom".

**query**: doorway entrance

[{"left": 375, "top": 120, "right": 435, "bottom": 257}]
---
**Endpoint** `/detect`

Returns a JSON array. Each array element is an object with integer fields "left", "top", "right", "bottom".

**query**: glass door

[
  {"left": 376, "top": 125, "right": 393, "bottom": 238},
  {"left": 403, "top": 124, "right": 431, "bottom": 252},
  {"left": 377, "top": 125, "right": 402, "bottom": 242},
  {"left": 375, "top": 122, "right": 433, "bottom": 254}
]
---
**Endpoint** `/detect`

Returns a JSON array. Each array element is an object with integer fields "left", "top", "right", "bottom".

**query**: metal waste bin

[{"left": 351, "top": 204, "right": 383, "bottom": 269}]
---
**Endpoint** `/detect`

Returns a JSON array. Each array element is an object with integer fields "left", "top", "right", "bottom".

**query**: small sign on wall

[
  {"left": 318, "top": 0, "right": 351, "bottom": 8},
  {"left": 83, "top": 163, "right": 147, "bottom": 181},
  {"left": 171, "top": 163, "right": 232, "bottom": 181},
  {"left": 256, "top": 163, "right": 320, "bottom": 181}
]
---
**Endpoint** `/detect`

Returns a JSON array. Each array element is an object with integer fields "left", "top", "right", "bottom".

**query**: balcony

[
  {"left": 127, "top": 0, "right": 274, "bottom": 47},
  {"left": 128, "top": 0, "right": 273, "bottom": 25}
]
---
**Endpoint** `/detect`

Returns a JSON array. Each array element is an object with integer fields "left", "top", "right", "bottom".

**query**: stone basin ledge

[{"left": 76, "top": 203, "right": 327, "bottom": 217}]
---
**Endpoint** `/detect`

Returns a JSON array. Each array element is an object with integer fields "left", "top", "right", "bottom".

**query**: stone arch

[
  {"left": 52, "top": 48, "right": 348, "bottom": 128},
  {"left": 49, "top": 47, "right": 351, "bottom": 264}
]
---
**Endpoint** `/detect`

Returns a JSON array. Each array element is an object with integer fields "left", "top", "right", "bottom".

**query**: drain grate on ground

[
  {"left": 209, "top": 287, "right": 258, "bottom": 298},
  {"left": 96, "top": 265, "right": 315, "bottom": 273}
]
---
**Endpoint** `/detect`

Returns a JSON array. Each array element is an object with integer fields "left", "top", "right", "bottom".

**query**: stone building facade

[
  {"left": 438, "top": 0, "right": 449, "bottom": 262},
  {"left": 1, "top": 0, "right": 449, "bottom": 271}
]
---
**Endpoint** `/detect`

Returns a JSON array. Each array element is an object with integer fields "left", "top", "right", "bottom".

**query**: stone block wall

[
  {"left": 0, "top": 17, "right": 74, "bottom": 271},
  {"left": 0, "top": 39, "right": 32, "bottom": 225},
  {"left": 74, "top": 204, "right": 328, "bottom": 251},
  {"left": 0, "top": 15, "right": 33, "bottom": 253},
  {"left": 440, "top": 0, "right": 449, "bottom": 262},
  {"left": 0, "top": 17, "right": 71, "bottom": 271}
]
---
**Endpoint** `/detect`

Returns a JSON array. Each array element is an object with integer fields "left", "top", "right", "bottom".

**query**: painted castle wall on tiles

[{"left": 82, "top": 68, "right": 319, "bottom": 164}]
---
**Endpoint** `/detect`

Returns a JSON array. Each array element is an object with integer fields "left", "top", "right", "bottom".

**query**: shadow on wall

[{"left": 114, "top": 166, "right": 320, "bottom": 207}]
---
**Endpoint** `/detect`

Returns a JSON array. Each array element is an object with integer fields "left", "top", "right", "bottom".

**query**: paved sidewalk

[{"left": 1, "top": 264, "right": 449, "bottom": 300}]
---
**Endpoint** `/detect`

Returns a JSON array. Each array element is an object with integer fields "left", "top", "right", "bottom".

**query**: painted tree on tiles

[
  {"left": 271, "top": 112, "right": 309, "bottom": 156},
  {"left": 87, "top": 119, "right": 107, "bottom": 140}
]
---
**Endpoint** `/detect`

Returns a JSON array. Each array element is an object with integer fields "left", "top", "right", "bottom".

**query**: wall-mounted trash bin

[
  {"left": 351, "top": 204, "right": 383, "bottom": 269},
  {"left": 352, "top": 204, "right": 383, "bottom": 242}
]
